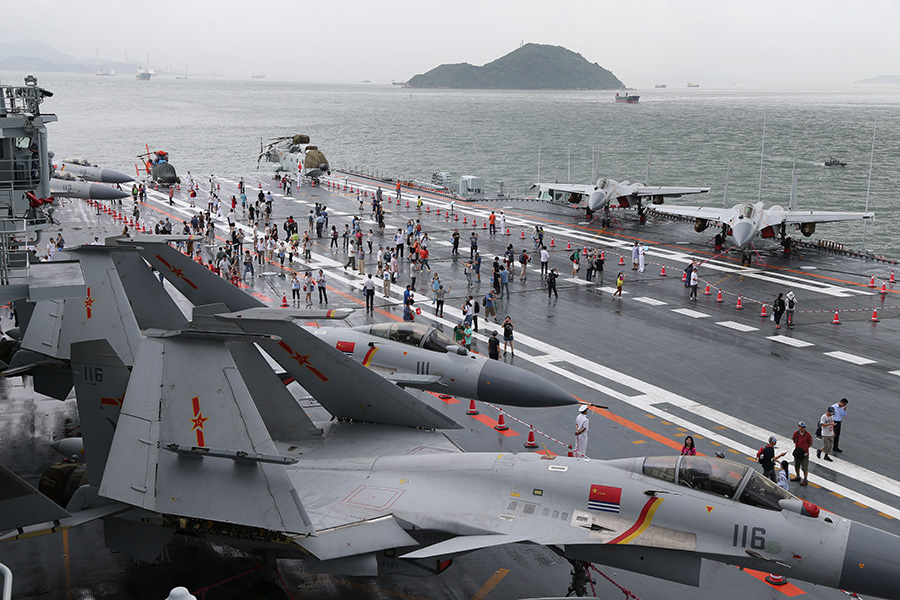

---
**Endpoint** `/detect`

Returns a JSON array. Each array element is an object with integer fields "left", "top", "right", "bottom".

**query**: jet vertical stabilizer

[
  {"left": 101, "top": 333, "right": 314, "bottom": 535},
  {"left": 70, "top": 339, "right": 132, "bottom": 487},
  {"left": 134, "top": 241, "right": 264, "bottom": 311},
  {"left": 218, "top": 310, "right": 461, "bottom": 429}
]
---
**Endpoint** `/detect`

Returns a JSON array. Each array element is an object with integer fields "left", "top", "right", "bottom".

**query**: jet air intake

[
  {"left": 800, "top": 223, "right": 816, "bottom": 237},
  {"left": 694, "top": 218, "right": 709, "bottom": 233}
]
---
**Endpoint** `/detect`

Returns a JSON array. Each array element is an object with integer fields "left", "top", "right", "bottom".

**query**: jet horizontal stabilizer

[{"left": 0, "top": 463, "right": 71, "bottom": 534}]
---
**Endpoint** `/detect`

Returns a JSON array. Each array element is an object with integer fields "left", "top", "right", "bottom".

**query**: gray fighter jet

[
  {"left": 54, "top": 157, "right": 135, "bottom": 184},
  {"left": 3, "top": 298, "right": 900, "bottom": 600},
  {"left": 133, "top": 238, "right": 574, "bottom": 407}
]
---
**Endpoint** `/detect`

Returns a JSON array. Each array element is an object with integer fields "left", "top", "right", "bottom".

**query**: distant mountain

[
  {"left": 406, "top": 44, "right": 624, "bottom": 90},
  {"left": 0, "top": 40, "right": 140, "bottom": 74},
  {"left": 855, "top": 75, "right": 900, "bottom": 84}
]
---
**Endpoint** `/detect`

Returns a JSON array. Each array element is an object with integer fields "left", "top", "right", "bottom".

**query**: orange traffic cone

[
  {"left": 281, "top": 294, "right": 288, "bottom": 308},
  {"left": 703, "top": 283, "right": 711, "bottom": 295},
  {"left": 891, "top": 271, "right": 896, "bottom": 283},
  {"left": 463, "top": 215, "right": 467, "bottom": 224},
  {"left": 867, "top": 276, "right": 876, "bottom": 288},
  {"left": 715, "top": 290, "right": 724, "bottom": 303},
  {"left": 760, "top": 303, "right": 768, "bottom": 318},
  {"left": 660, "top": 264, "right": 666, "bottom": 276},
  {"left": 600, "top": 250, "right": 605, "bottom": 260},
  {"left": 832, "top": 311, "right": 841, "bottom": 324},
  {"left": 494, "top": 410, "right": 509, "bottom": 431},
  {"left": 550, "top": 238, "right": 556, "bottom": 247},
  {"left": 871, "top": 308, "right": 879, "bottom": 322},
  {"left": 681, "top": 271, "right": 687, "bottom": 282},
  {"left": 880, "top": 282, "right": 887, "bottom": 295},
  {"left": 505, "top": 228, "right": 510, "bottom": 236},
  {"left": 406, "top": 199, "right": 410, "bottom": 208},
  {"left": 520, "top": 229, "right": 525, "bottom": 239},
  {"left": 466, "top": 399, "right": 478, "bottom": 415},
  {"left": 566, "top": 240, "right": 572, "bottom": 250},
  {"left": 735, "top": 296, "right": 744, "bottom": 309},
  {"left": 426, "top": 205, "right": 430, "bottom": 213},
  {"left": 567, "top": 445, "right": 574, "bottom": 457},
  {"left": 455, "top": 213, "right": 459, "bottom": 221},
  {"left": 618, "top": 255, "right": 625, "bottom": 266},
  {"left": 524, "top": 426, "right": 539, "bottom": 449},
  {"left": 482, "top": 219, "right": 486, "bottom": 228}
]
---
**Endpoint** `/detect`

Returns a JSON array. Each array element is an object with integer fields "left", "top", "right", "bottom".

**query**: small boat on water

[
  {"left": 825, "top": 157, "right": 847, "bottom": 167},
  {"left": 654, "top": 84, "right": 666, "bottom": 88},
  {"left": 687, "top": 82, "right": 700, "bottom": 88},
  {"left": 615, "top": 92, "right": 639, "bottom": 104}
]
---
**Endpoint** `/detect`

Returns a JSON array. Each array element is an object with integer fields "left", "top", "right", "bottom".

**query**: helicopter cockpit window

[
  {"left": 677, "top": 456, "right": 748, "bottom": 499},
  {"left": 422, "top": 328, "right": 453, "bottom": 353},
  {"left": 739, "top": 472, "right": 793, "bottom": 511},
  {"left": 642, "top": 456, "right": 677, "bottom": 483},
  {"left": 368, "top": 323, "right": 392, "bottom": 340}
]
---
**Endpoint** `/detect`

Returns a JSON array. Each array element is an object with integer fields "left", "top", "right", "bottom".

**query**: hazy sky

[{"left": 13, "top": 0, "right": 900, "bottom": 86}]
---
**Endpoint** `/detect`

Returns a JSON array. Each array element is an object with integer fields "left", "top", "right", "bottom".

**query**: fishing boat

[
  {"left": 825, "top": 157, "right": 847, "bottom": 167},
  {"left": 615, "top": 92, "right": 639, "bottom": 104}
]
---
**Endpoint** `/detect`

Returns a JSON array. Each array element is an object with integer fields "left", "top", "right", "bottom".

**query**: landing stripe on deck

[
  {"left": 823, "top": 351, "right": 875, "bottom": 365},
  {"left": 598, "top": 287, "right": 628, "bottom": 295},
  {"left": 766, "top": 336, "right": 814, "bottom": 347},
  {"left": 716, "top": 321, "right": 759, "bottom": 332},
  {"left": 671, "top": 308, "right": 710, "bottom": 318},
  {"left": 634, "top": 297, "right": 668, "bottom": 306}
]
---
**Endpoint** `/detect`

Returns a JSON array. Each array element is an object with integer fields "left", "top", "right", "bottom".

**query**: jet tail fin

[
  {"left": 217, "top": 309, "right": 460, "bottom": 429},
  {"left": 789, "top": 170, "right": 799, "bottom": 210},
  {"left": 70, "top": 339, "right": 132, "bottom": 487},
  {"left": 101, "top": 333, "right": 314, "bottom": 535},
  {"left": 133, "top": 241, "right": 264, "bottom": 312}
]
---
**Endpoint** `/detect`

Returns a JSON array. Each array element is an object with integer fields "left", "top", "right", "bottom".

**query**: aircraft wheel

[{"left": 244, "top": 581, "right": 289, "bottom": 600}]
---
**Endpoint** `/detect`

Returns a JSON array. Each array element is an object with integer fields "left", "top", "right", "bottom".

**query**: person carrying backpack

[
  {"left": 785, "top": 291, "right": 797, "bottom": 328},
  {"left": 757, "top": 436, "right": 786, "bottom": 483}
]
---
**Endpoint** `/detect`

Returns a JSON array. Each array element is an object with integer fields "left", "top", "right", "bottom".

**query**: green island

[{"left": 405, "top": 43, "right": 624, "bottom": 90}]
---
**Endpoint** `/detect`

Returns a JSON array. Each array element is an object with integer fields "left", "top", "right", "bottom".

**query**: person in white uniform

[{"left": 575, "top": 404, "right": 590, "bottom": 457}]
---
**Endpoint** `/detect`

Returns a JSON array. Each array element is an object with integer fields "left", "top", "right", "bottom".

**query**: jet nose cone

[
  {"left": 731, "top": 220, "right": 755, "bottom": 247},
  {"left": 476, "top": 359, "right": 575, "bottom": 407},
  {"left": 87, "top": 183, "right": 131, "bottom": 200},
  {"left": 840, "top": 521, "right": 900, "bottom": 599},
  {"left": 588, "top": 190, "right": 609, "bottom": 212},
  {"left": 100, "top": 168, "right": 135, "bottom": 184}
]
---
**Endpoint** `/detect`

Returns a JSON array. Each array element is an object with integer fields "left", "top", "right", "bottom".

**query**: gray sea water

[{"left": 6, "top": 72, "right": 900, "bottom": 255}]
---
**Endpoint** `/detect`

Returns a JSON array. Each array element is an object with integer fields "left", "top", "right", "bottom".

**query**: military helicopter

[
  {"left": 257, "top": 134, "right": 330, "bottom": 182},
  {"left": 136, "top": 144, "right": 179, "bottom": 186}
]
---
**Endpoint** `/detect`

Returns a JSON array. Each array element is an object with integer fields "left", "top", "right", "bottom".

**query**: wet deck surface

[{"left": 2, "top": 172, "right": 898, "bottom": 599}]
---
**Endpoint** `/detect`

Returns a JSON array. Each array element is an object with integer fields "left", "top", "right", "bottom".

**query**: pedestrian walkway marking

[
  {"left": 564, "top": 278, "right": 593, "bottom": 285},
  {"left": 716, "top": 321, "right": 759, "bottom": 332},
  {"left": 823, "top": 351, "right": 875, "bottom": 365},
  {"left": 597, "top": 286, "right": 628, "bottom": 295},
  {"left": 434, "top": 240, "right": 452, "bottom": 246},
  {"left": 671, "top": 308, "right": 710, "bottom": 318},
  {"left": 634, "top": 297, "right": 668, "bottom": 306},
  {"left": 766, "top": 336, "right": 814, "bottom": 347}
]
